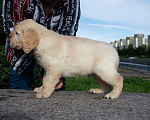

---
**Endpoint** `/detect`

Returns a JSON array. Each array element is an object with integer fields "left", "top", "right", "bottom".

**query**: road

[
  {"left": 120, "top": 59, "right": 150, "bottom": 65},
  {"left": 118, "top": 68, "right": 150, "bottom": 80}
]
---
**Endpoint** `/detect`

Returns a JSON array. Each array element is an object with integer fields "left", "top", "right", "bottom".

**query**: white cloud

[
  {"left": 77, "top": 24, "right": 123, "bottom": 43},
  {"left": 80, "top": 0, "right": 150, "bottom": 27},
  {"left": 87, "top": 23, "right": 130, "bottom": 30}
]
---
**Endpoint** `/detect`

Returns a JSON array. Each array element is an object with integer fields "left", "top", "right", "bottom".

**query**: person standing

[{"left": 1, "top": 0, "right": 80, "bottom": 89}]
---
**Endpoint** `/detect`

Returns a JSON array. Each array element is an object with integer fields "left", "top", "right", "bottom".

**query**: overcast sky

[{"left": 76, "top": 0, "right": 150, "bottom": 43}]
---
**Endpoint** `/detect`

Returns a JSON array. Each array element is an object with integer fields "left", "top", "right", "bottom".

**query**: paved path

[
  {"left": 118, "top": 68, "right": 150, "bottom": 80},
  {"left": 0, "top": 89, "right": 150, "bottom": 120}
]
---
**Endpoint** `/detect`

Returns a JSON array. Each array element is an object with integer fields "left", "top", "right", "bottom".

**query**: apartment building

[
  {"left": 148, "top": 35, "right": 150, "bottom": 48},
  {"left": 119, "top": 39, "right": 126, "bottom": 49},
  {"left": 110, "top": 34, "right": 150, "bottom": 49},
  {"left": 126, "top": 37, "right": 134, "bottom": 48},
  {"left": 133, "top": 34, "right": 145, "bottom": 48}
]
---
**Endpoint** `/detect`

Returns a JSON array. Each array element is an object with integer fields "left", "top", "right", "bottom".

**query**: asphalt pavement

[{"left": 0, "top": 89, "right": 150, "bottom": 120}]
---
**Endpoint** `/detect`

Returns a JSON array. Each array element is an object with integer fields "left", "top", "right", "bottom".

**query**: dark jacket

[{"left": 1, "top": 0, "right": 80, "bottom": 75}]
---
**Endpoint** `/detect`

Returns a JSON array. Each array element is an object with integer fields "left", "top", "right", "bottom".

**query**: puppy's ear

[{"left": 22, "top": 29, "right": 39, "bottom": 53}]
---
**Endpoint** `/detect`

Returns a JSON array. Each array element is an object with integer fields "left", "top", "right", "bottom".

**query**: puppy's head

[{"left": 9, "top": 20, "right": 40, "bottom": 53}]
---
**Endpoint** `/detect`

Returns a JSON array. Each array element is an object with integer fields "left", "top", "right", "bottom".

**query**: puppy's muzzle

[{"left": 10, "top": 39, "right": 22, "bottom": 50}]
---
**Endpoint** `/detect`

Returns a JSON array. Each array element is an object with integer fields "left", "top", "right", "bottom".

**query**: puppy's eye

[{"left": 16, "top": 31, "right": 19, "bottom": 35}]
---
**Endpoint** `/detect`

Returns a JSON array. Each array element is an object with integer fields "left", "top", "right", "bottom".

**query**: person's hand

[
  {"left": 9, "top": 30, "right": 15, "bottom": 38},
  {"left": 55, "top": 79, "right": 63, "bottom": 90}
]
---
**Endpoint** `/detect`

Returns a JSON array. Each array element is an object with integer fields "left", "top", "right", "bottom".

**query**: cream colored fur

[{"left": 10, "top": 19, "right": 123, "bottom": 99}]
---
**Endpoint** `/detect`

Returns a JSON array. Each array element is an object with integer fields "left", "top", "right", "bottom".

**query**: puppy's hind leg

[
  {"left": 104, "top": 73, "right": 123, "bottom": 99},
  {"left": 98, "top": 70, "right": 123, "bottom": 99},
  {"left": 89, "top": 74, "right": 109, "bottom": 94}
]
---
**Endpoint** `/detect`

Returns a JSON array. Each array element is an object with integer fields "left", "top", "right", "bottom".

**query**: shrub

[{"left": 0, "top": 46, "right": 9, "bottom": 88}]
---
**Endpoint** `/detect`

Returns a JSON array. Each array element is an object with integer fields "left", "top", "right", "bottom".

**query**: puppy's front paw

[
  {"left": 36, "top": 92, "right": 50, "bottom": 98},
  {"left": 34, "top": 86, "right": 43, "bottom": 93},
  {"left": 35, "top": 87, "right": 53, "bottom": 99}
]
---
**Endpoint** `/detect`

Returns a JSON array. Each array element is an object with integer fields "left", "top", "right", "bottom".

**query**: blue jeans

[
  {"left": 8, "top": 63, "right": 65, "bottom": 90},
  {"left": 8, "top": 62, "right": 34, "bottom": 90}
]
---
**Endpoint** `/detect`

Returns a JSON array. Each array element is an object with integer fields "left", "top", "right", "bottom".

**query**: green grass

[
  {"left": 65, "top": 76, "right": 99, "bottom": 91},
  {"left": 123, "top": 77, "right": 150, "bottom": 93},
  {"left": 65, "top": 76, "right": 150, "bottom": 93}
]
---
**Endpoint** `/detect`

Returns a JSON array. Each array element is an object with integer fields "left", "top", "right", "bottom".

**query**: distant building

[
  {"left": 114, "top": 41, "right": 119, "bottom": 49},
  {"left": 119, "top": 39, "right": 126, "bottom": 49},
  {"left": 110, "top": 42, "right": 115, "bottom": 48},
  {"left": 133, "top": 34, "right": 145, "bottom": 48},
  {"left": 145, "top": 39, "right": 148, "bottom": 46},
  {"left": 126, "top": 37, "right": 134, "bottom": 48},
  {"left": 110, "top": 34, "right": 150, "bottom": 50},
  {"left": 148, "top": 35, "right": 150, "bottom": 48}
]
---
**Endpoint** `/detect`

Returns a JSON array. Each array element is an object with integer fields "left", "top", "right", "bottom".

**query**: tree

[
  {"left": 135, "top": 45, "right": 147, "bottom": 57},
  {"left": 117, "top": 48, "right": 126, "bottom": 57},
  {"left": 126, "top": 45, "right": 135, "bottom": 57},
  {"left": 146, "top": 45, "right": 150, "bottom": 57}
]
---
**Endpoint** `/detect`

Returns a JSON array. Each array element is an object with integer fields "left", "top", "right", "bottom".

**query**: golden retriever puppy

[{"left": 9, "top": 19, "right": 123, "bottom": 99}]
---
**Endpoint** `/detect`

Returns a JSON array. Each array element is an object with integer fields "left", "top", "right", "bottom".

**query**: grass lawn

[{"left": 65, "top": 76, "right": 150, "bottom": 93}]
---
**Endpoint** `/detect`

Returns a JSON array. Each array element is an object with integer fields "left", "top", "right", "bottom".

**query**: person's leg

[
  {"left": 57, "top": 77, "right": 65, "bottom": 91},
  {"left": 8, "top": 61, "right": 35, "bottom": 90}
]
